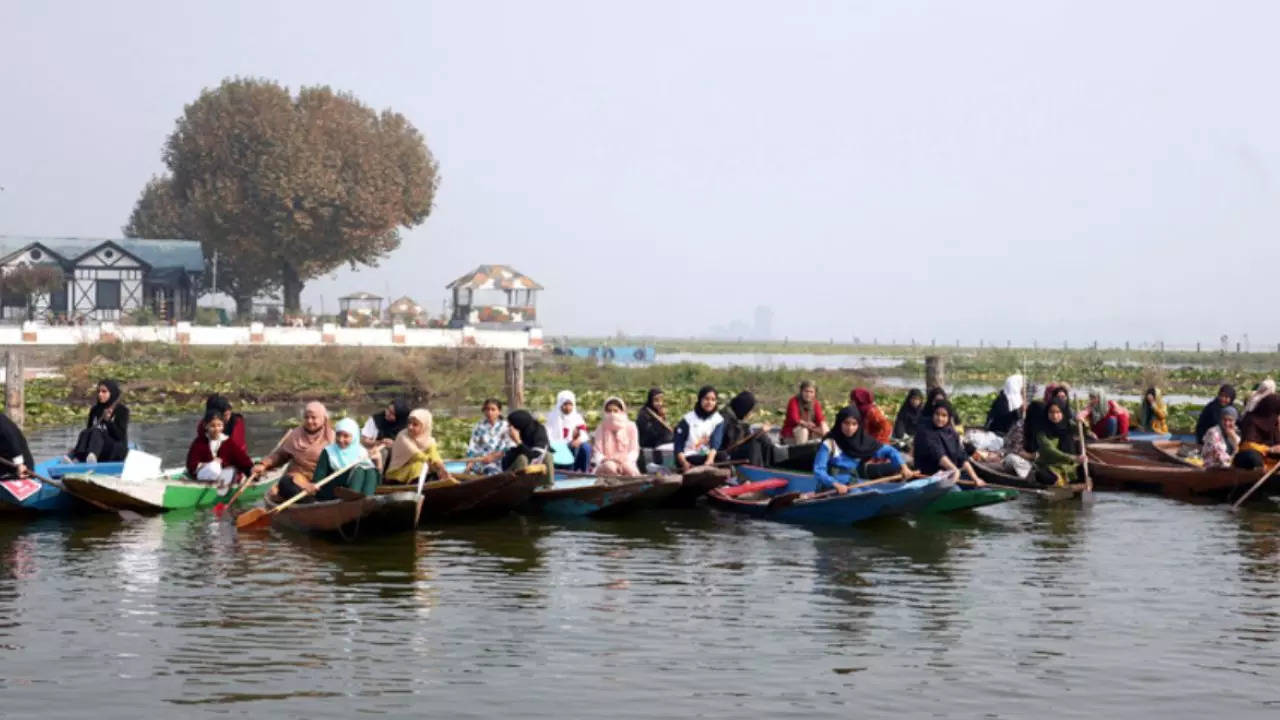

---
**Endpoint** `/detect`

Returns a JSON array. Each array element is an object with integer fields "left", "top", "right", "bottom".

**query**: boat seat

[{"left": 719, "top": 478, "right": 788, "bottom": 497}]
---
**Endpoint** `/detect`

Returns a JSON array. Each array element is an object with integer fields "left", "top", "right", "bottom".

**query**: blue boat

[
  {"left": 0, "top": 458, "right": 127, "bottom": 514},
  {"left": 707, "top": 469, "right": 955, "bottom": 526},
  {"left": 556, "top": 345, "right": 656, "bottom": 363},
  {"left": 735, "top": 464, "right": 1015, "bottom": 515}
]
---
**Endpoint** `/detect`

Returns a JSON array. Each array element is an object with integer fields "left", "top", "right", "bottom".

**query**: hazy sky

[{"left": 3, "top": 1, "right": 1279, "bottom": 346}]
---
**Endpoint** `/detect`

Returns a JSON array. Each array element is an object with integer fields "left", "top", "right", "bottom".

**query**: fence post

[
  {"left": 504, "top": 350, "right": 525, "bottom": 410},
  {"left": 925, "top": 355, "right": 946, "bottom": 392},
  {"left": 4, "top": 351, "right": 24, "bottom": 430}
]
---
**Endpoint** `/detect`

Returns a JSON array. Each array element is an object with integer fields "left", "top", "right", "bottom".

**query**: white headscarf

[
  {"left": 1245, "top": 378, "right": 1276, "bottom": 414},
  {"left": 1003, "top": 374, "right": 1024, "bottom": 411},
  {"left": 545, "top": 390, "right": 587, "bottom": 443}
]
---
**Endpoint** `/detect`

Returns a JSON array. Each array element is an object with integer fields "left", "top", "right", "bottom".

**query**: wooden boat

[
  {"left": 1085, "top": 457, "right": 1274, "bottom": 503},
  {"left": 376, "top": 467, "right": 545, "bottom": 523},
  {"left": 971, "top": 460, "right": 1087, "bottom": 497},
  {"left": 663, "top": 465, "right": 732, "bottom": 507},
  {"left": 264, "top": 489, "right": 419, "bottom": 539},
  {"left": 60, "top": 468, "right": 280, "bottom": 513},
  {"left": 521, "top": 474, "right": 679, "bottom": 518},
  {"left": 736, "top": 465, "right": 1015, "bottom": 514},
  {"left": 555, "top": 471, "right": 684, "bottom": 509},
  {"left": 0, "top": 458, "right": 127, "bottom": 514},
  {"left": 708, "top": 470, "right": 955, "bottom": 526}
]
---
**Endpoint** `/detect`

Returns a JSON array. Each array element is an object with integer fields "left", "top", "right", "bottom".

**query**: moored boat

[
  {"left": 377, "top": 467, "right": 545, "bottom": 523},
  {"left": 663, "top": 465, "right": 732, "bottom": 507},
  {"left": 60, "top": 468, "right": 281, "bottom": 513},
  {"left": 264, "top": 489, "right": 419, "bottom": 540},
  {"left": 971, "top": 460, "right": 1087, "bottom": 497},
  {"left": 708, "top": 470, "right": 956, "bottom": 526},
  {"left": 736, "top": 464, "right": 1015, "bottom": 514},
  {"left": 521, "top": 474, "right": 675, "bottom": 518},
  {"left": 0, "top": 458, "right": 126, "bottom": 514},
  {"left": 1084, "top": 458, "right": 1273, "bottom": 503}
]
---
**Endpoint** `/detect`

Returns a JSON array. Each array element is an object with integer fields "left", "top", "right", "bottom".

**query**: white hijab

[
  {"left": 545, "top": 390, "right": 587, "bottom": 443},
  {"left": 1003, "top": 374, "right": 1024, "bottom": 410},
  {"left": 1244, "top": 378, "right": 1276, "bottom": 414}
]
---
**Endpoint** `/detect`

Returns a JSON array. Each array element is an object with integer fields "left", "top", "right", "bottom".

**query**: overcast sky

[{"left": 3, "top": 1, "right": 1279, "bottom": 347}]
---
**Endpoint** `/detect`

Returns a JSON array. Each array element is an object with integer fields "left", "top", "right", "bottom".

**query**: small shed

[
  {"left": 447, "top": 265, "right": 542, "bottom": 328},
  {"left": 387, "top": 295, "right": 425, "bottom": 326},
  {"left": 338, "top": 291, "right": 383, "bottom": 327}
]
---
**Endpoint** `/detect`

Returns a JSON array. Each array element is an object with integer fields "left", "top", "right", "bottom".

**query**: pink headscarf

[{"left": 275, "top": 401, "right": 335, "bottom": 475}]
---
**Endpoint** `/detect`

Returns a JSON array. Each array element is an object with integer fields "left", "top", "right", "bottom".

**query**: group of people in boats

[{"left": 2, "top": 373, "right": 1278, "bottom": 504}]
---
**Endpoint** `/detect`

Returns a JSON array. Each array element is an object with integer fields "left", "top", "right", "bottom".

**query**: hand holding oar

[
  {"left": 1230, "top": 461, "right": 1280, "bottom": 512},
  {"left": 214, "top": 470, "right": 261, "bottom": 516},
  {"left": 0, "top": 456, "right": 140, "bottom": 519},
  {"left": 767, "top": 472, "right": 904, "bottom": 510},
  {"left": 235, "top": 460, "right": 362, "bottom": 530},
  {"left": 1077, "top": 420, "right": 1095, "bottom": 504}
]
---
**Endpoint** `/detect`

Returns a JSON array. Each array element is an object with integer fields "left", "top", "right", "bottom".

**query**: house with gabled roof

[
  {"left": 0, "top": 236, "right": 204, "bottom": 322},
  {"left": 446, "top": 264, "right": 542, "bottom": 328}
]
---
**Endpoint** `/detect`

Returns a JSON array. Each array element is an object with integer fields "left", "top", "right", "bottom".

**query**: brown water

[{"left": 1, "top": 414, "right": 1278, "bottom": 718}]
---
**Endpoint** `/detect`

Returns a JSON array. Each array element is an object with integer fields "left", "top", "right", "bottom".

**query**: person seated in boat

[
  {"left": 0, "top": 411, "right": 34, "bottom": 479},
  {"left": 276, "top": 417, "right": 380, "bottom": 501},
  {"left": 674, "top": 386, "right": 725, "bottom": 471},
  {"left": 913, "top": 401, "right": 984, "bottom": 486},
  {"left": 719, "top": 391, "right": 775, "bottom": 467},
  {"left": 196, "top": 394, "right": 246, "bottom": 455},
  {"left": 253, "top": 401, "right": 334, "bottom": 495},
  {"left": 591, "top": 397, "right": 641, "bottom": 476},
  {"left": 1239, "top": 379, "right": 1277, "bottom": 430},
  {"left": 545, "top": 390, "right": 591, "bottom": 472},
  {"left": 637, "top": 388, "right": 675, "bottom": 450},
  {"left": 1201, "top": 406, "right": 1240, "bottom": 470},
  {"left": 1137, "top": 387, "right": 1169, "bottom": 434},
  {"left": 812, "top": 406, "right": 906, "bottom": 494},
  {"left": 386, "top": 408, "right": 454, "bottom": 483},
  {"left": 1194, "top": 384, "right": 1237, "bottom": 444},
  {"left": 1033, "top": 399, "right": 1086, "bottom": 487},
  {"left": 921, "top": 387, "right": 964, "bottom": 432},
  {"left": 849, "top": 388, "right": 892, "bottom": 444},
  {"left": 781, "top": 380, "right": 827, "bottom": 445},
  {"left": 69, "top": 379, "right": 129, "bottom": 463},
  {"left": 985, "top": 374, "right": 1024, "bottom": 435},
  {"left": 360, "top": 397, "right": 410, "bottom": 470},
  {"left": 186, "top": 410, "right": 254, "bottom": 491},
  {"left": 891, "top": 389, "right": 925, "bottom": 442},
  {"left": 1233, "top": 395, "right": 1280, "bottom": 470},
  {"left": 465, "top": 398, "right": 513, "bottom": 476},
  {"left": 502, "top": 409, "right": 550, "bottom": 472},
  {"left": 1083, "top": 389, "right": 1130, "bottom": 440}
]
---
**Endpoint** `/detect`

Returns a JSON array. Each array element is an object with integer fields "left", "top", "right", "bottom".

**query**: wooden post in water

[
  {"left": 4, "top": 351, "right": 24, "bottom": 430},
  {"left": 925, "top": 355, "right": 945, "bottom": 392},
  {"left": 504, "top": 350, "right": 525, "bottom": 410}
]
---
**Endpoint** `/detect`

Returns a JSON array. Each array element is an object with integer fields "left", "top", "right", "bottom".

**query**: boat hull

[
  {"left": 711, "top": 469, "right": 956, "bottom": 525},
  {"left": 522, "top": 475, "right": 670, "bottom": 517},
  {"left": 0, "top": 459, "right": 126, "bottom": 514},
  {"left": 663, "top": 466, "right": 731, "bottom": 507},
  {"left": 736, "top": 465, "right": 1010, "bottom": 515},
  {"left": 265, "top": 491, "right": 419, "bottom": 539},
  {"left": 379, "top": 468, "right": 544, "bottom": 523},
  {"left": 61, "top": 469, "right": 279, "bottom": 513},
  {"left": 1086, "top": 461, "right": 1273, "bottom": 503},
  {"left": 971, "top": 460, "right": 1086, "bottom": 497}
]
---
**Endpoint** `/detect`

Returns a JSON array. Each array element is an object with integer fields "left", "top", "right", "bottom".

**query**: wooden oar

[
  {"left": 0, "top": 456, "right": 140, "bottom": 519},
  {"left": 1077, "top": 420, "right": 1095, "bottom": 504},
  {"left": 1230, "top": 460, "right": 1280, "bottom": 512},
  {"left": 213, "top": 471, "right": 260, "bottom": 516},
  {"left": 235, "top": 459, "right": 363, "bottom": 530},
  {"left": 767, "top": 472, "right": 904, "bottom": 511},
  {"left": 722, "top": 429, "right": 767, "bottom": 455},
  {"left": 960, "top": 478, "right": 1074, "bottom": 502},
  {"left": 412, "top": 462, "right": 428, "bottom": 528}
]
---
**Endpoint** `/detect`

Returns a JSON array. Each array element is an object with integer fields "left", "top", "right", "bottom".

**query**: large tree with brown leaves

[{"left": 126, "top": 77, "right": 439, "bottom": 314}]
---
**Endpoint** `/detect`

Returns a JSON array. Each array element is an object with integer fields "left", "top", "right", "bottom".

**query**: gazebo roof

[
  {"left": 338, "top": 291, "right": 383, "bottom": 301},
  {"left": 388, "top": 295, "right": 422, "bottom": 313},
  {"left": 447, "top": 264, "right": 543, "bottom": 291}
]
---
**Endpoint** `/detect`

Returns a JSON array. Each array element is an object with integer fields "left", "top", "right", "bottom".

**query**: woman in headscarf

[
  {"left": 719, "top": 391, "right": 775, "bottom": 466},
  {"left": 386, "top": 408, "right": 452, "bottom": 483},
  {"left": 1033, "top": 398, "right": 1084, "bottom": 487},
  {"left": 1137, "top": 387, "right": 1169, "bottom": 434},
  {"left": 288, "top": 417, "right": 381, "bottom": 501},
  {"left": 186, "top": 409, "right": 253, "bottom": 490},
  {"left": 892, "top": 388, "right": 925, "bottom": 440},
  {"left": 920, "top": 387, "right": 963, "bottom": 431},
  {"left": 360, "top": 397, "right": 411, "bottom": 469},
  {"left": 912, "top": 401, "right": 983, "bottom": 485},
  {"left": 545, "top": 390, "right": 591, "bottom": 471},
  {"left": 985, "top": 374, "right": 1024, "bottom": 435},
  {"left": 0, "top": 410, "right": 34, "bottom": 479},
  {"left": 1201, "top": 406, "right": 1240, "bottom": 470},
  {"left": 673, "top": 386, "right": 726, "bottom": 472},
  {"left": 1244, "top": 379, "right": 1276, "bottom": 415},
  {"left": 1084, "top": 389, "right": 1129, "bottom": 440},
  {"left": 1233, "top": 394, "right": 1280, "bottom": 470},
  {"left": 849, "top": 388, "right": 892, "bottom": 444},
  {"left": 196, "top": 394, "right": 246, "bottom": 455},
  {"left": 254, "top": 401, "right": 335, "bottom": 495},
  {"left": 591, "top": 397, "right": 641, "bottom": 476},
  {"left": 781, "top": 380, "right": 827, "bottom": 445},
  {"left": 1195, "top": 384, "right": 1237, "bottom": 444},
  {"left": 636, "top": 388, "right": 675, "bottom": 449},
  {"left": 812, "top": 406, "right": 906, "bottom": 493},
  {"left": 465, "top": 398, "right": 513, "bottom": 475},
  {"left": 70, "top": 379, "right": 130, "bottom": 463},
  {"left": 502, "top": 409, "right": 550, "bottom": 471}
]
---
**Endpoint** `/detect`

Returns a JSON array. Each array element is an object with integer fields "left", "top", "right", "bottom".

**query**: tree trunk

[
  {"left": 234, "top": 293, "right": 253, "bottom": 319},
  {"left": 282, "top": 263, "right": 303, "bottom": 313}
]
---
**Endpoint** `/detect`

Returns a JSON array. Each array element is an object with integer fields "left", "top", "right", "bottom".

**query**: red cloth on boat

[
  {"left": 186, "top": 434, "right": 254, "bottom": 477},
  {"left": 781, "top": 396, "right": 826, "bottom": 439},
  {"left": 1089, "top": 401, "right": 1130, "bottom": 439}
]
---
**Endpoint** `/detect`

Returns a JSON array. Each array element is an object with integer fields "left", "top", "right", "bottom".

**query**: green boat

[
  {"left": 735, "top": 465, "right": 1018, "bottom": 514},
  {"left": 61, "top": 468, "right": 281, "bottom": 513}
]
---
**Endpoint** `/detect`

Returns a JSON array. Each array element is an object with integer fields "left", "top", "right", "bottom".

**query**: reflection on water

[{"left": 2, "top": 421, "right": 1279, "bottom": 717}]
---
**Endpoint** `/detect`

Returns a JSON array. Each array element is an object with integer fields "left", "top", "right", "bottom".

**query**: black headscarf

[
  {"left": 919, "top": 387, "right": 960, "bottom": 431},
  {"left": 372, "top": 398, "right": 412, "bottom": 440},
  {"left": 1043, "top": 397, "right": 1079, "bottom": 455},
  {"left": 89, "top": 378, "right": 124, "bottom": 426},
  {"left": 693, "top": 386, "right": 718, "bottom": 420},
  {"left": 893, "top": 388, "right": 924, "bottom": 438},
  {"left": 1023, "top": 399, "right": 1047, "bottom": 452},
  {"left": 1195, "top": 384, "right": 1237, "bottom": 443},
  {"left": 827, "top": 405, "right": 881, "bottom": 461},
  {"left": 912, "top": 401, "right": 966, "bottom": 474},
  {"left": 506, "top": 410, "right": 548, "bottom": 450},
  {"left": 1240, "top": 395, "right": 1280, "bottom": 447},
  {"left": 644, "top": 388, "right": 665, "bottom": 418},
  {"left": 204, "top": 393, "right": 240, "bottom": 437},
  {"left": 728, "top": 391, "right": 756, "bottom": 420},
  {"left": 95, "top": 379, "right": 121, "bottom": 410},
  {"left": 637, "top": 387, "right": 674, "bottom": 447}
]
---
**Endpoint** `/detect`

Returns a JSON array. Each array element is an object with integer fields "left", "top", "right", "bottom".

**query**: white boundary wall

[{"left": 4, "top": 322, "right": 543, "bottom": 350}]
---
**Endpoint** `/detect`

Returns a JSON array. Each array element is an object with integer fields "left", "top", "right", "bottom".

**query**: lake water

[{"left": 2, "top": 416, "right": 1278, "bottom": 718}]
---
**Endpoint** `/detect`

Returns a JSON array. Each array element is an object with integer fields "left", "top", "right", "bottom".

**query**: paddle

[
  {"left": 235, "top": 459, "right": 364, "bottom": 530},
  {"left": 960, "top": 478, "right": 1074, "bottom": 502},
  {"left": 213, "top": 471, "right": 260, "bottom": 516},
  {"left": 0, "top": 456, "right": 141, "bottom": 519},
  {"left": 722, "top": 429, "right": 767, "bottom": 455},
  {"left": 1077, "top": 419, "right": 1095, "bottom": 504},
  {"left": 1229, "top": 460, "right": 1280, "bottom": 512},
  {"left": 412, "top": 461, "right": 428, "bottom": 528},
  {"left": 766, "top": 472, "right": 905, "bottom": 511}
]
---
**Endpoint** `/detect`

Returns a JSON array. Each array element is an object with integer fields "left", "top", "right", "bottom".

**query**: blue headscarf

[{"left": 325, "top": 417, "right": 373, "bottom": 470}]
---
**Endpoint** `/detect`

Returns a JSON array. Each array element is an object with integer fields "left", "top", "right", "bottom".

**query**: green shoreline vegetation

[{"left": 4, "top": 342, "right": 1275, "bottom": 458}]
